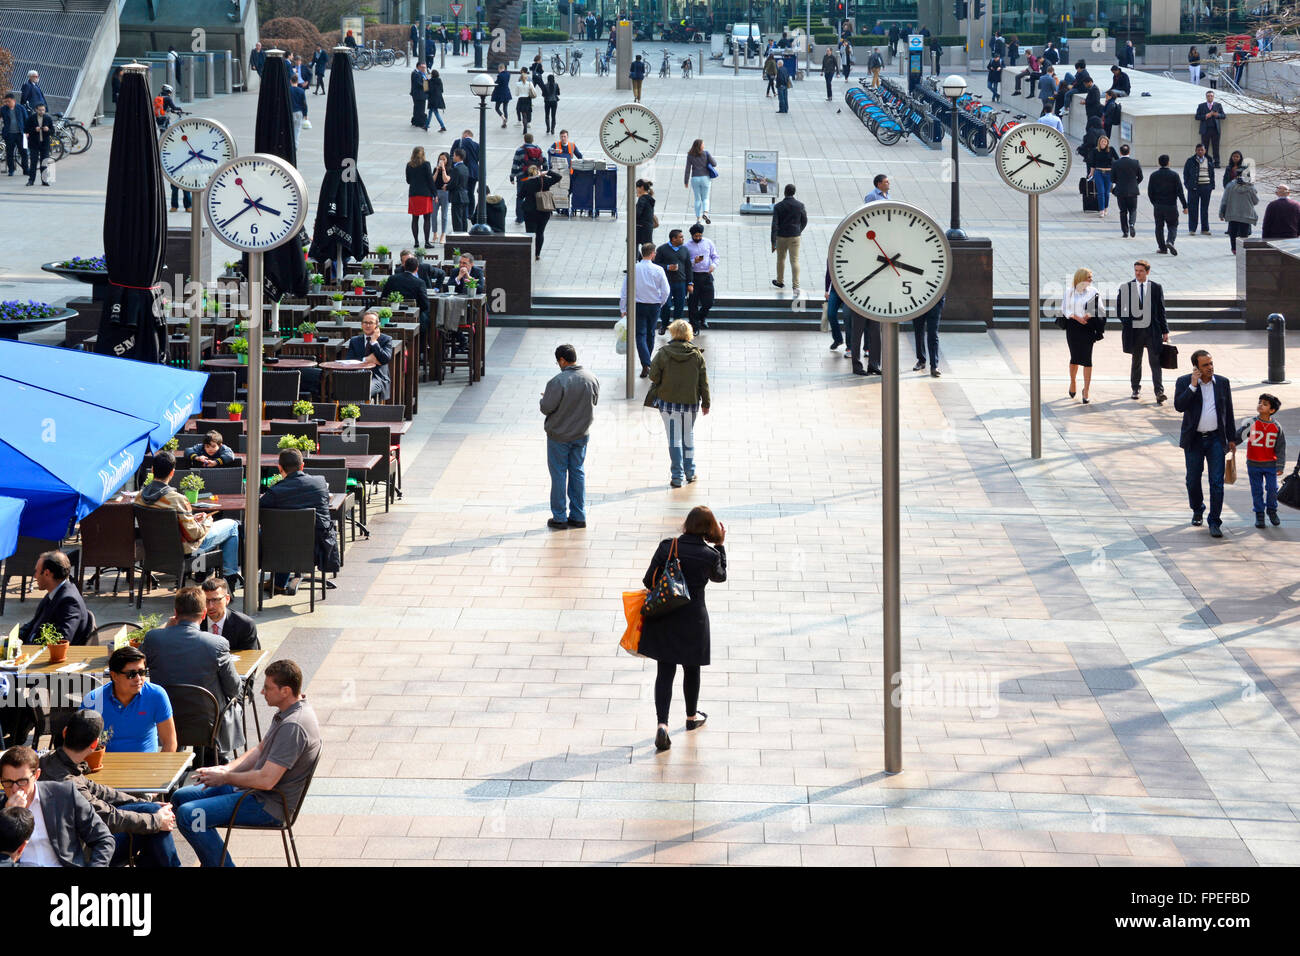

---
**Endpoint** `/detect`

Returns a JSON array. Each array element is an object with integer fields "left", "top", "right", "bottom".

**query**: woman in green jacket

[{"left": 647, "top": 319, "right": 710, "bottom": 487}]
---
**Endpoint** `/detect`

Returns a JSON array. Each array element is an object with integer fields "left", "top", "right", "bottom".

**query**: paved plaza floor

[{"left": 3, "top": 48, "right": 1299, "bottom": 868}]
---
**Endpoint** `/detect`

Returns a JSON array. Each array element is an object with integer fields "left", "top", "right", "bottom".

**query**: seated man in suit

[
  {"left": 140, "top": 451, "right": 242, "bottom": 591},
  {"left": 398, "top": 247, "right": 446, "bottom": 290},
  {"left": 39, "top": 710, "right": 181, "bottom": 867},
  {"left": 345, "top": 310, "right": 394, "bottom": 401},
  {"left": 381, "top": 254, "right": 431, "bottom": 332},
  {"left": 81, "top": 645, "right": 178, "bottom": 753},
  {"left": 259, "top": 448, "right": 339, "bottom": 596},
  {"left": 0, "top": 807, "right": 34, "bottom": 866},
  {"left": 184, "top": 430, "right": 235, "bottom": 468},
  {"left": 199, "top": 577, "right": 260, "bottom": 650},
  {"left": 0, "top": 746, "right": 114, "bottom": 866},
  {"left": 141, "top": 586, "right": 244, "bottom": 762},
  {"left": 449, "top": 252, "right": 484, "bottom": 294},
  {"left": 17, "top": 550, "right": 93, "bottom": 645}
]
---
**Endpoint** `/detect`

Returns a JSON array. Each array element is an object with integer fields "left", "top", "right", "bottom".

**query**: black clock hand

[
  {"left": 219, "top": 204, "right": 255, "bottom": 228},
  {"left": 169, "top": 153, "right": 198, "bottom": 173},
  {"left": 879, "top": 255, "right": 925, "bottom": 277},
  {"left": 244, "top": 197, "right": 283, "bottom": 217},
  {"left": 848, "top": 260, "right": 892, "bottom": 292},
  {"left": 626, "top": 130, "right": 648, "bottom": 142}
]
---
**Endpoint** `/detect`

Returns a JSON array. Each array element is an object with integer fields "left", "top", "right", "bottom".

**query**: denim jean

[
  {"left": 200, "top": 518, "right": 241, "bottom": 575},
  {"left": 664, "top": 283, "right": 687, "bottom": 326},
  {"left": 546, "top": 435, "right": 588, "bottom": 522},
  {"left": 1184, "top": 431, "right": 1226, "bottom": 526},
  {"left": 1093, "top": 169, "right": 1112, "bottom": 210},
  {"left": 425, "top": 106, "right": 445, "bottom": 130},
  {"left": 826, "top": 286, "right": 848, "bottom": 344},
  {"left": 1248, "top": 461, "right": 1280, "bottom": 514},
  {"left": 633, "top": 301, "right": 659, "bottom": 370},
  {"left": 170, "top": 184, "right": 191, "bottom": 210},
  {"left": 690, "top": 175, "right": 711, "bottom": 219},
  {"left": 433, "top": 189, "right": 450, "bottom": 233},
  {"left": 659, "top": 406, "right": 698, "bottom": 482},
  {"left": 172, "top": 784, "right": 278, "bottom": 867},
  {"left": 110, "top": 801, "right": 182, "bottom": 867},
  {"left": 776, "top": 84, "right": 789, "bottom": 112}
]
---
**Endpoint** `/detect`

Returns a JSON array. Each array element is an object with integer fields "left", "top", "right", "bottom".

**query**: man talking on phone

[{"left": 683, "top": 223, "right": 718, "bottom": 333}]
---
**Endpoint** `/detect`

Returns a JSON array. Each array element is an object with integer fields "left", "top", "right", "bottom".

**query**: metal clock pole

[
  {"left": 243, "top": 251, "right": 264, "bottom": 615},
  {"left": 626, "top": 160, "right": 636, "bottom": 399},
  {"left": 190, "top": 199, "right": 204, "bottom": 370},
  {"left": 881, "top": 319, "right": 902, "bottom": 774},
  {"left": 1028, "top": 191, "right": 1042, "bottom": 459}
]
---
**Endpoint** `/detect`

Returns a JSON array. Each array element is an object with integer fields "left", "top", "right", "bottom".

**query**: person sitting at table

[
  {"left": 142, "top": 586, "right": 244, "bottom": 762},
  {"left": 81, "top": 646, "right": 177, "bottom": 753},
  {"left": 16, "top": 550, "right": 93, "bottom": 645},
  {"left": 450, "top": 252, "right": 484, "bottom": 294},
  {"left": 0, "top": 807, "right": 35, "bottom": 866},
  {"left": 140, "top": 450, "right": 242, "bottom": 592},
  {"left": 183, "top": 430, "right": 235, "bottom": 468},
  {"left": 381, "top": 255, "right": 430, "bottom": 333},
  {"left": 39, "top": 710, "right": 181, "bottom": 867},
  {"left": 259, "top": 449, "right": 339, "bottom": 596},
  {"left": 398, "top": 248, "right": 446, "bottom": 290},
  {"left": 346, "top": 310, "right": 394, "bottom": 401},
  {"left": 199, "top": 577, "right": 260, "bottom": 650},
  {"left": 170, "top": 659, "right": 321, "bottom": 867},
  {"left": 0, "top": 746, "right": 114, "bottom": 867}
]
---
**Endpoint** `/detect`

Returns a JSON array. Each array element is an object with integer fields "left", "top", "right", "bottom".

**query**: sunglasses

[{"left": 116, "top": 668, "right": 149, "bottom": 679}]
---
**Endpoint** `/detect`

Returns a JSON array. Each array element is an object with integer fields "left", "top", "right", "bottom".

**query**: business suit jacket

[
  {"left": 1111, "top": 156, "right": 1143, "bottom": 197},
  {"left": 1195, "top": 101, "right": 1225, "bottom": 136},
  {"left": 1116, "top": 279, "right": 1168, "bottom": 352},
  {"left": 39, "top": 748, "right": 170, "bottom": 836},
  {"left": 451, "top": 265, "right": 484, "bottom": 294},
  {"left": 382, "top": 270, "right": 430, "bottom": 328},
  {"left": 142, "top": 622, "right": 244, "bottom": 755},
  {"left": 1174, "top": 373, "right": 1236, "bottom": 449},
  {"left": 449, "top": 162, "right": 471, "bottom": 204},
  {"left": 346, "top": 333, "right": 394, "bottom": 398},
  {"left": 0, "top": 780, "right": 113, "bottom": 866},
  {"left": 18, "top": 579, "right": 93, "bottom": 645},
  {"left": 259, "top": 470, "right": 338, "bottom": 572},
  {"left": 410, "top": 69, "right": 428, "bottom": 101},
  {"left": 200, "top": 609, "right": 260, "bottom": 650},
  {"left": 451, "top": 138, "right": 479, "bottom": 182}
]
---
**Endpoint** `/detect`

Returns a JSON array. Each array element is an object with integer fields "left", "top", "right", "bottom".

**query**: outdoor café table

[
  {"left": 232, "top": 648, "right": 268, "bottom": 680},
  {"left": 4, "top": 645, "right": 110, "bottom": 677},
  {"left": 184, "top": 417, "right": 412, "bottom": 437},
  {"left": 96, "top": 751, "right": 194, "bottom": 796},
  {"left": 430, "top": 294, "right": 486, "bottom": 385},
  {"left": 202, "top": 355, "right": 316, "bottom": 371}
]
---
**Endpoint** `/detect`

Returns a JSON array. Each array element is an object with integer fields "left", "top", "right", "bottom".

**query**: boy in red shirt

[{"left": 1236, "top": 393, "right": 1286, "bottom": 527}]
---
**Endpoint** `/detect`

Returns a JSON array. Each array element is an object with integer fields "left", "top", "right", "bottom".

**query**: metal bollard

[{"left": 1266, "top": 313, "right": 1289, "bottom": 384}]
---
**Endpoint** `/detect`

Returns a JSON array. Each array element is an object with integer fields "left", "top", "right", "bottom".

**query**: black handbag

[
  {"left": 1160, "top": 343, "right": 1179, "bottom": 369},
  {"left": 1278, "top": 467, "right": 1300, "bottom": 511},
  {"left": 1055, "top": 316, "right": 1069, "bottom": 330},
  {"left": 642, "top": 537, "right": 691, "bottom": 619}
]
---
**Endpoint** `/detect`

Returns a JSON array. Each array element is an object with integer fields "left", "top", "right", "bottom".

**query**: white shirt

[
  {"left": 620, "top": 259, "right": 671, "bottom": 312},
  {"left": 1196, "top": 374, "right": 1218, "bottom": 433},
  {"left": 25, "top": 786, "right": 59, "bottom": 867},
  {"left": 1036, "top": 112, "right": 1064, "bottom": 133},
  {"left": 209, "top": 610, "right": 228, "bottom": 638},
  {"left": 1061, "top": 284, "right": 1099, "bottom": 319}
]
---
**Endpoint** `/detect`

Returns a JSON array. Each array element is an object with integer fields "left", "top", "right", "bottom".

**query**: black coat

[
  {"left": 1083, "top": 85, "right": 1102, "bottom": 119},
  {"left": 521, "top": 170, "right": 561, "bottom": 215},
  {"left": 635, "top": 193, "right": 655, "bottom": 244},
  {"left": 427, "top": 75, "right": 446, "bottom": 110},
  {"left": 1111, "top": 156, "right": 1143, "bottom": 197},
  {"left": 1117, "top": 279, "right": 1168, "bottom": 353},
  {"left": 637, "top": 535, "right": 726, "bottom": 667},
  {"left": 406, "top": 160, "right": 436, "bottom": 197},
  {"left": 449, "top": 162, "right": 471, "bottom": 203},
  {"left": 1103, "top": 98, "right": 1122, "bottom": 131},
  {"left": 1174, "top": 374, "right": 1236, "bottom": 449},
  {"left": 410, "top": 70, "right": 428, "bottom": 100}
]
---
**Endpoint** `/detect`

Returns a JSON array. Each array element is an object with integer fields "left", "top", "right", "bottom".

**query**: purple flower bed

[
  {"left": 58, "top": 256, "right": 107, "bottom": 271},
  {"left": 0, "top": 300, "right": 64, "bottom": 322}
]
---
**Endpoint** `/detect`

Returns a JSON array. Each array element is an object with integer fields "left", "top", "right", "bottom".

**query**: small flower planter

[
  {"left": 229, "top": 412, "right": 241, "bottom": 421},
  {"left": 85, "top": 748, "right": 105, "bottom": 771},
  {"left": 303, "top": 332, "right": 315, "bottom": 343},
  {"left": 184, "top": 489, "right": 199, "bottom": 505},
  {"left": 46, "top": 640, "right": 69, "bottom": 664},
  {"left": 237, "top": 353, "right": 248, "bottom": 365}
]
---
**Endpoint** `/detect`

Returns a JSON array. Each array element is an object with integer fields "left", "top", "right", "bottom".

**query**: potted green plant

[
  {"left": 413, "top": 246, "right": 426, "bottom": 258},
  {"left": 329, "top": 309, "right": 348, "bottom": 322},
  {"left": 264, "top": 472, "right": 284, "bottom": 488},
  {"left": 136, "top": 612, "right": 162, "bottom": 636},
  {"left": 375, "top": 245, "right": 391, "bottom": 262},
  {"left": 348, "top": 275, "right": 365, "bottom": 295},
  {"left": 33, "top": 622, "right": 69, "bottom": 663},
  {"left": 277, "top": 433, "right": 316, "bottom": 454},
  {"left": 465, "top": 277, "right": 479, "bottom": 294},
  {"left": 340, "top": 403, "right": 361, "bottom": 425},
  {"left": 452, "top": 247, "right": 461, "bottom": 259},
  {"left": 330, "top": 291, "right": 345, "bottom": 303},
  {"left": 226, "top": 337, "right": 249, "bottom": 365},
  {"left": 85, "top": 727, "right": 113, "bottom": 771},
  {"left": 223, "top": 260, "right": 240, "bottom": 279},
  {"left": 299, "top": 321, "right": 318, "bottom": 344},
  {"left": 292, "top": 399, "right": 315, "bottom": 423},
  {"left": 376, "top": 306, "right": 393, "bottom": 325},
  {"left": 179, "top": 471, "right": 204, "bottom": 505},
  {"left": 388, "top": 291, "right": 405, "bottom": 306},
  {"left": 309, "top": 272, "right": 324, "bottom": 291},
  {"left": 162, "top": 437, "right": 180, "bottom": 451},
  {"left": 226, "top": 400, "right": 244, "bottom": 422}
]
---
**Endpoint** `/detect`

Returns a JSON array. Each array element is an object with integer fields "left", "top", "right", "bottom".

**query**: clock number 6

[{"left": 249, "top": 224, "right": 258, "bottom": 235}]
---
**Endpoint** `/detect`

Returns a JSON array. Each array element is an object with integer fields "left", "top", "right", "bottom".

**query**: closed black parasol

[
  {"left": 307, "top": 47, "right": 372, "bottom": 277},
  {"left": 250, "top": 50, "right": 308, "bottom": 304},
  {"left": 95, "top": 65, "right": 166, "bottom": 363}
]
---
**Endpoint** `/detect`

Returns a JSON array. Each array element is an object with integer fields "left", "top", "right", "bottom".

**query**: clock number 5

[{"left": 901, "top": 280, "right": 912, "bottom": 295}]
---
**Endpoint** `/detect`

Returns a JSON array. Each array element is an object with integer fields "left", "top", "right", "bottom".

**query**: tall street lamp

[
  {"left": 469, "top": 74, "right": 494, "bottom": 234},
  {"left": 942, "top": 73, "right": 967, "bottom": 240}
]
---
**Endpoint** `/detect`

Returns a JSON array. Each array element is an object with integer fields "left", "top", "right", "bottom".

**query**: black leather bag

[
  {"left": 642, "top": 537, "right": 691, "bottom": 619},
  {"left": 1160, "top": 343, "right": 1179, "bottom": 369},
  {"left": 1279, "top": 467, "right": 1300, "bottom": 511}
]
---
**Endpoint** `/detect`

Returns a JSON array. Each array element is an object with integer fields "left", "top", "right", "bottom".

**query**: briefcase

[
  {"left": 1160, "top": 343, "right": 1179, "bottom": 369},
  {"left": 1080, "top": 175, "right": 1098, "bottom": 212}
]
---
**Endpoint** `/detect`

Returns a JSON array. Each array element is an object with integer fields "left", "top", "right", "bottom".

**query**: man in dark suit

[
  {"left": 0, "top": 807, "right": 33, "bottom": 865},
  {"left": 1174, "top": 349, "right": 1236, "bottom": 536},
  {"left": 398, "top": 248, "right": 446, "bottom": 289},
  {"left": 260, "top": 449, "right": 338, "bottom": 594},
  {"left": 1194, "top": 90, "right": 1225, "bottom": 165},
  {"left": 449, "top": 252, "right": 484, "bottom": 294},
  {"left": 199, "top": 577, "right": 260, "bottom": 651},
  {"left": 449, "top": 148, "right": 472, "bottom": 232},
  {"left": 410, "top": 62, "right": 428, "bottom": 127},
  {"left": 1081, "top": 75, "right": 1102, "bottom": 121},
  {"left": 1111, "top": 144, "right": 1143, "bottom": 239},
  {"left": 0, "top": 746, "right": 113, "bottom": 866},
  {"left": 0, "top": 92, "right": 29, "bottom": 177},
  {"left": 1116, "top": 260, "right": 1169, "bottom": 404},
  {"left": 142, "top": 586, "right": 244, "bottom": 760},
  {"left": 346, "top": 310, "right": 394, "bottom": 400},
  {"left": 381, "top": 255, "right": 431, "bottom": 332},
  {"left": 451, "top": 131, "right": 480, "bottom": 217},
  {"left": 20, "top": 70, "right": 46, "bottom": 109},
  {"left": 17, "top": 550, "right": 92, "bottom": 645}
]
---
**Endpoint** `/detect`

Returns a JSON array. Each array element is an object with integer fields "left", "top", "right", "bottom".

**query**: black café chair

[
  {"left": 86, "top": 621, "right": 143, "bottom": 647},
  {"left": 202, "top": 372, "right": 237, "bottom": 405},
  {"left": 170, "top": 467, "right": 244, "bottom": 496},
  {"left": 358, "top": 404, "right": 405, "bottom": 492},
  {"left": 353, "top": 424, "right": 398, "bottom": 511},
  {"left": 258, "top": 509, "right": 324, "bottom": 612},
  {"left": 132, "top": 506, "right": 225, "bottom": 609},
  {"left": 36, "top": 673, "right": 103, "bottom": 751},
  {"left": 219, "top": 749, "right": 322, "bottom": 866},
  {"left": 236, "top": 434, "right": 285, "bottom": 455},
  {"left": 263, "top": 401, "right": 296, "bottom": 420},
  {"left": 194, "top": 418, "right": 241, "bottom": 437},
  {"left": 1, "top": 537, "right": 81, "bottom": 615},
  {"left": 160, "top": 683, "right": 221, "bottom": 768},
  {"left": 199, "top": 403, "right": 237, "bottom": 420},
  {"left": 261, "top": 370, "right": 302, "bottom": 404},
  {"left": 313, "top": 467, "right": 362, "bottom": 551},
  {"left": 330, "top": 369, "right": 373, "bottom": 405},
  {"left": 78, "top": 504, "right": 138, "bottom": 600}
]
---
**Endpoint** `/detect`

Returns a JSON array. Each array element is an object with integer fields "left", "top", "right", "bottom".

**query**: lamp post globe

[
  {"left": 943, "top": 74, "right": 967, "bottom": 239},
  {"left": 469, "top": 75, "right": 494, "bottom": 235}
]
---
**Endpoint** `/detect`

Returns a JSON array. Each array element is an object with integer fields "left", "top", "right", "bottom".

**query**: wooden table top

[
  {"left": 95, "top": 751, "right": 194, "bottom": 794},
  {"left": 203, "top": 357, "right": 318, "bottom": 369},
  {"left": 4, "top": 645, "right": 109, "bottom": 676},
  {"left": 185, "top": 417, "right": 411, "bottom": 436},
  {"left": 233, "top": 648, "right": 268, "bottom": 680}
]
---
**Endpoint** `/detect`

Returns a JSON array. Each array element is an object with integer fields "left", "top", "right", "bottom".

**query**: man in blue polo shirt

[{"left": 81, "top": 646, "right": 177, "bottom": 753}]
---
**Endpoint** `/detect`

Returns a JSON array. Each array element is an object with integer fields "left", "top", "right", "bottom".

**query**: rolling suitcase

[{"left": 1080, "top": 175, "right": 1099, "bottom": 211}]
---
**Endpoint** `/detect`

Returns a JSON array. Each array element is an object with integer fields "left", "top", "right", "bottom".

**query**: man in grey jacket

[
  {"left": 540, "top": 344, "right": 600, "bottom": 530},
  {"left": 0, "top": 746, "right": 113, "bottom": 866}
]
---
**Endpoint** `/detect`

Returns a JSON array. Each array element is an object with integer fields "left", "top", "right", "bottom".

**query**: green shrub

[{"left": 520, "top": 28, "right": 570, "bottom": 41}]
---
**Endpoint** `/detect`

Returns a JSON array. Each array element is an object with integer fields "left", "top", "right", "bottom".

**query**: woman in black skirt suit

[
  {"left": 1060, "top": 266, "right": 1105, "bottom": 403},
  {"left": 638, "top": 506, "right": 727, "bottom": 752},
  {"left": 634, "top": 179, "right": 655, "bottom": 247},
  {"left": 405, "top": 146, "right": 437, "bottom": 247}
]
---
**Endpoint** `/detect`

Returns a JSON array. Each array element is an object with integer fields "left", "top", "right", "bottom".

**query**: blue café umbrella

[
  {"left": 0, "top": 340, "right": 205, "bottom": 452},
  {"left": 0, "top": 496, "right": 23, "bottom": 562},
  {"left": 0, "top": 378, "right": 154, "bottom": 540}
]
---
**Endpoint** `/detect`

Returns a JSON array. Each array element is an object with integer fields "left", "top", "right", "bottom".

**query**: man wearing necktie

[{"left": 1117, "top": 259, "right": 1170, "bottom": 404}]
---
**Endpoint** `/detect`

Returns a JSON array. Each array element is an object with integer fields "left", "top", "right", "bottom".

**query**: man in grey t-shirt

[
  {"left": 539, "top": 343, "right": 600, "bottom": 531},
  {"left": 171, "top": 660, "right": 321, "bottom": 866}
]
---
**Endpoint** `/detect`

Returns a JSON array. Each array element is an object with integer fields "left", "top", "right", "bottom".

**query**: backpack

[{"left": 523, "top": 144, "right": 543, "bottom": 165}]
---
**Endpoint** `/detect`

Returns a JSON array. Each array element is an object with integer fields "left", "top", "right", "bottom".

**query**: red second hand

[
  {"left": 866, "top": 230, "right": 900, "bottom": 276},
  {"left": 234, "top": 176, "right": 262, "bottom": 215},
  {"left": 1021, "top": 141, "right": 1042, "bottom": 165}
]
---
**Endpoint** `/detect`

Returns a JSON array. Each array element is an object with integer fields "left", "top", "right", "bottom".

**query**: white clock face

[
  {"left": 995, "top": 123, "right": 1072, "bottom": 194},
  {"left": 599, "top": 104, "right": 663, "bottom": 166},
  {"left": 204, "top": 154, "right": 308, "bottom": 252},
  {"left": 159, "top": 118, "right": 236, "bottom": 191},
  {"left": 828, "top": 202, "right": 952, "bottom": 322}
]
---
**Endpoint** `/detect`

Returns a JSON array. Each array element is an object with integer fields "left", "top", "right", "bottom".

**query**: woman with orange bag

[{"left": 638, "top": 506, "right": 727, "bottom": 752}]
